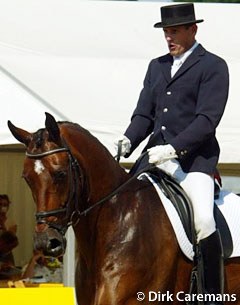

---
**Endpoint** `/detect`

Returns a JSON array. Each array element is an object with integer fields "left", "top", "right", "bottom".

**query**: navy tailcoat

[{"left": 125, "top": 44, "right": 229, "bottom": 174}]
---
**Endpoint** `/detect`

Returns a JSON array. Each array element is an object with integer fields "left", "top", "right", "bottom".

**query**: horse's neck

[
  {"left": 71, "top": 159, "right": 128, "bottom": 268},
  {"left": 62, "top": 126, "right": 128, "bottom": 204},
  {"left": 72, "top": 169, "right": 130, "bottom": 270},
  {"left": 65, "top": 130, "right": 128, "bottom": 262},
  {"left": 84, "top": 156, "right": 128, "bottom": 203}
]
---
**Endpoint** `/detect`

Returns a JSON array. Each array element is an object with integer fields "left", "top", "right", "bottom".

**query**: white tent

[
  {"left": 0, "top": 0, "right": 240, "bottom": 285},
  {"left": 0, "top": 1, "right": 239, "bottom": 163},
  {"left": 0, "top": 64, "right": 73, "bottom": 284},
  {"left": 0, "top": 65, "right": 66, "bottom": 143}
]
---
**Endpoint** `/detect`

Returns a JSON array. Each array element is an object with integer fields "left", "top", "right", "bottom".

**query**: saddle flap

[
  {"left": 214, "top": 205, "right": 233, "bottom": 258},
  {"left": 146, "top": 167, "right": 233, "bottom": 259},
  {"left": 147, "top": 167, "right": 195, "bottom": 244}
]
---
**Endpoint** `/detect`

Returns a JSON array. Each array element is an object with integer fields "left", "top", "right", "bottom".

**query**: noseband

[{"left": 26, "top": 145, "right": 83, "bottom": 235}]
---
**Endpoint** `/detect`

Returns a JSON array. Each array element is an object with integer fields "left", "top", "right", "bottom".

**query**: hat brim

[{"left": 154, "top": 19, "right": 204, "bottom": 28}]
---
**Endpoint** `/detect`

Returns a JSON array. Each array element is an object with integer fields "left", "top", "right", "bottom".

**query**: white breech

[{"left": 157, "top": 159, "right": 216, "bottom": 242}]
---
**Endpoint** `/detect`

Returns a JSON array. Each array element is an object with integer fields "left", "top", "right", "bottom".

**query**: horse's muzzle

[{"left": 33, "top": 227, "right": 67, "bottom": 257}]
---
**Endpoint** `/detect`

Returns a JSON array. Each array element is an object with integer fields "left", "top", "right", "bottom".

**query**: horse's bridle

[
  {"left": 26, "top": 144, "right": 153, "bottom": 236},
  {"left": 26, "top": 145, "right": 83, "bottom": 235}
]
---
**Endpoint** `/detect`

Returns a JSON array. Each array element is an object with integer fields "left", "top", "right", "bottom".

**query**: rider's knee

[{"left": 195, "top": 215, "right": 216, "bottom": 242}]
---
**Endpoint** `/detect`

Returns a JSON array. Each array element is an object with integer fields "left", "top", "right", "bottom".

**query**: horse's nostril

[
  {"left": 47, "top": 237, "right": 66, "bottom": 257},
  {"left": 49, "top": 238, "right": 62, "bottom": 250},
  {"left": 33, "top": 228, "right": 67, "bottom": 257}
]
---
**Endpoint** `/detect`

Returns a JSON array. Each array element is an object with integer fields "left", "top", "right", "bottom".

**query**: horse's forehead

[
  {"left": 27, "top": 129, "right": 58, "bottom": 152},
  {"left": 33, "top": 160, "right": 45, "bottom": 175},
  {"left": 24, "top": 154, "right": 67, "bottom": 173},
  {"left": 23, "top": 158, "right": 46, "bottom": 177}
]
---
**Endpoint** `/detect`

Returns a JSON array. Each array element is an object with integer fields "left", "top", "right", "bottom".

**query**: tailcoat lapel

[
  {"left": 160, "top": 54, "right": 173, "bottom": 83},
  {"left": 169, "top": 44, "right": 206, "bottom": 84}
]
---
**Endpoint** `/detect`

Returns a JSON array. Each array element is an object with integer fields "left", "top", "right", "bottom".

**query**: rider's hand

[
  {"left": 148, "top": 144, "right": 177, "bottom": 165},
  {"left": 114, "top": 135, "right": 131, "bottom": 157}
]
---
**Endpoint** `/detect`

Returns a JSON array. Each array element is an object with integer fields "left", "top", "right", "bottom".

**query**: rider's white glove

[
  {"left": 148, "top": 144, "right": 177, "bottom": 165},
  {"left": 114, "top": 135, "right": 131, "bottom": 157}
]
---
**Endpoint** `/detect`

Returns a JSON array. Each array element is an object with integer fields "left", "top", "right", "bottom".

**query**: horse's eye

[{"left": 53, "top": 170, "right": 67, "bottom": 181}]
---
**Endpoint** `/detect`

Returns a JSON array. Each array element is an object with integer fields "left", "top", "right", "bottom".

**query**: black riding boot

[{"left": 198, "top": 230, "right": 224, "bottom": 305}]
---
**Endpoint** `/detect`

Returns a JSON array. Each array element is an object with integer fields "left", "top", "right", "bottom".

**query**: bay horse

[{"left": 8, "top": 113, "right": 240, "bottom": 305}]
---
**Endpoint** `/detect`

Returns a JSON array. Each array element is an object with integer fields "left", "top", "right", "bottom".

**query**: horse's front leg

[
  {"left": 92, "top": 261, "right": 152, "bottom": 305},
  {"left": 92, "top": 283, "right": 146, "bottom": 305},
  {"left": 75, "top": 259, "right": 96, "bottom": 305},
  {"left": 92, "top": 274, "right": 135, "bottom": 305}
]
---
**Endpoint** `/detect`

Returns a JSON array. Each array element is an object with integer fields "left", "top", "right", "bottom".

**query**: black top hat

[{"left": 154, "top": 3, "right": 204, "bottom": 28}]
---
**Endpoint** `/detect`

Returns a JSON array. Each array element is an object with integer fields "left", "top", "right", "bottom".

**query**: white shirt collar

[{"left": 173, "top": 41, "right": 199, "bottom": 64}]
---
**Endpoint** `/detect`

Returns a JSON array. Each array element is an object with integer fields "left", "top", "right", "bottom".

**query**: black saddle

[{"left": 146, "top": 167, "right": 233, "bottom": 259}]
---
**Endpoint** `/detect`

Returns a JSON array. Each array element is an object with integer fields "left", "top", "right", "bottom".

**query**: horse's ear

[
  {"left": 45, "top": 112, "right": 61, "bottom": 143},
  {"left": 7, "top": 121, "right": 32, "bottom": 146}
]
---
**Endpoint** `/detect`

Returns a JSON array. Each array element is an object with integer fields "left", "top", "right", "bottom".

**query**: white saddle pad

[{"left": 140, "top": 173, "right": 240, "bottom": 261}]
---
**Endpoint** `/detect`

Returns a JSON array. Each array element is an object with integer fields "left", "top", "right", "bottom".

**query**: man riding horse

[{"left": 115, "top": 4, "right": 229, "bottom": 304}]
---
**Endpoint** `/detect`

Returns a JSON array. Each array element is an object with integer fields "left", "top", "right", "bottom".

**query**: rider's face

[{"left": 163, "top": 24, "right": 197, "bottom": 56}]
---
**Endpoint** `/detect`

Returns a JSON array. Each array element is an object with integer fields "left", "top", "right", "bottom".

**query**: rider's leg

[
  {"left": 157, "top": 160, "right": 216, "bottom": 240},
  {"left": 179, "top": 172, "right": 224, "bottom": 305},
  {"left": 198, "top": 230, "right": 224, "bottom": 305},
  {"left": 157, "top": 161, "right": 224, "bottom": 304},
  {"left": 178, "top": 172, "right": 215, "bottom": 242}
]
